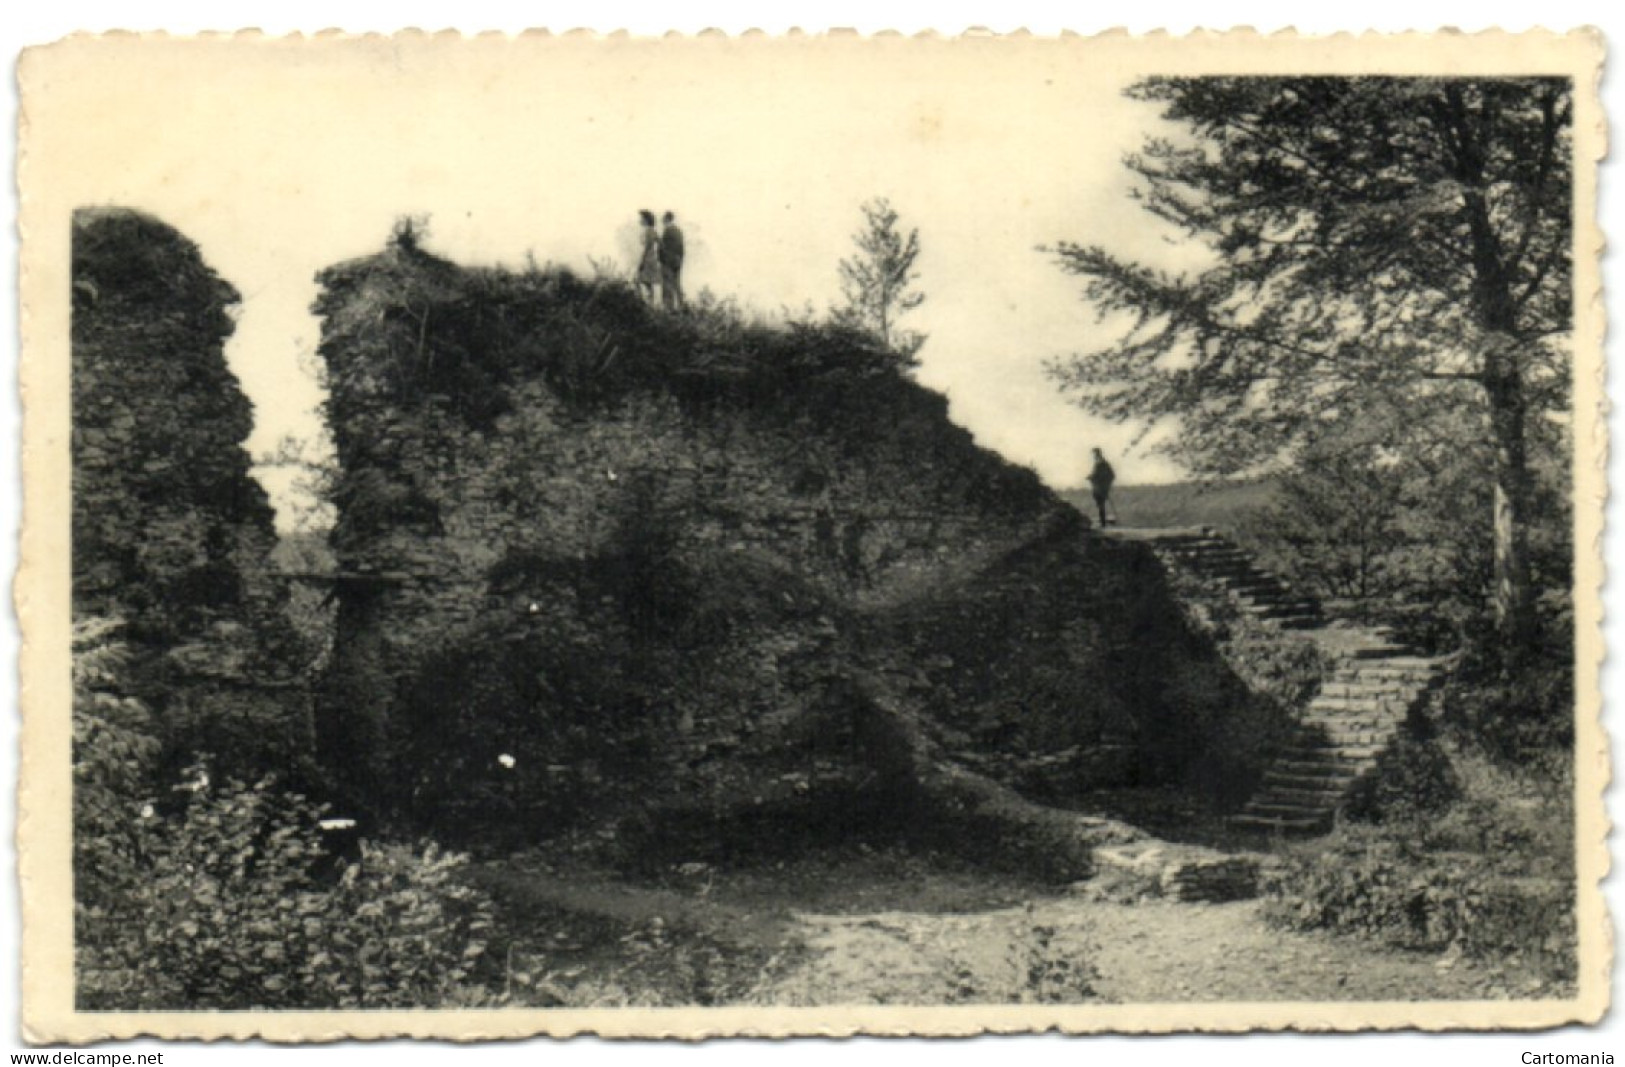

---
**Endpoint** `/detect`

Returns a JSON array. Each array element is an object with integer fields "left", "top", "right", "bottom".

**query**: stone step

[
  {"left": 1286, "top": 742, "right": 1387, "bottom": 761},
  {"left": 1318, "top": 681, "right": 1428, "bottom": 699},
  {"left": 1278, "top": 743, "right": 1382, "bottom": 764},
  {"left": 1242, "top": 799, "right": 1335, "bottom": 820},
  {"left": 1348, "top": 644, "right": 1416, "bottom": 660},
  {"left": 1238, "top": 595, "right": 1315, "bottom": 610},
  {"left": 1230, "top": 812, "right": 1331, "bottom": 834},
  {"left": 1253, "top": 602, "right": 1323, "bottom": 619},
  {"left": 1298, "top": 732, "right": 1402, "bottom": 748},
  {"left": 1151, "top": 534, "right": 1227, "bottom": 548},
  {"left": 1301, "top": 709, "right": 1406, "bottom": 726},
  {"left": 1326, "top": 673, "right": 1434, "bottom": 688},
  {"left": 1304, "top": 732, "right": 1396, "bottom": 748},
  {"left": 1235, "top": 590, "right": 1303, "bottom": 606},
  {"left": 1306, "top": 696, "right": 1410, "bottom": 714},
  {"left": 1262, "top": 769, "right": 1359, "bottom": 791},
  {"left": 1329, "top": 663, "right": 1439, "bottom": 678},
  {"left": 1300, "top": 720, "right": 1404, "bottom": 737},
  {"left": 1276, "top": 616, "right": 1327, "bottom": 631},
  {"left": 1254, "top": 785, "right": 1345, "bottom": 807},
  {"left": 1307, "top": 703, "right": 1414, "bottom": 719},
  {"left": 1234, "top": 589, "right": 1306, "bottom": 605},
  {"left": 1183, "top": 551, "right": 1256, "bottom": 564},
  {"left": 1332, "top": 657, "right": 1442, "bottom": 672},
  {"left": 1225, "top": 574, "right": 1285, "bottom": 588},
  {"left": 1275, "top": 755, "right": 1373, "bottom": 774},
  {"left": 1192, "top": 565, "right": 1265, "bottom": 581}
]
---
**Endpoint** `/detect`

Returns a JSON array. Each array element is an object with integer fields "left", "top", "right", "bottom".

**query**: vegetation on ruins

[{"left": 833, "top": 197, "right": 928, "bottom": 366}]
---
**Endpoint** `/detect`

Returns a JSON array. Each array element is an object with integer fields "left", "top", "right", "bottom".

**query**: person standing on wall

[
  {"left": 659, "top": 211, "right": 686, "bottom": 311},
  {"left": 1088, "top": 447, "right": 1116, "bottom": 527},
  {"left": 635, "top": 209, "right": 662, "bottom": 304}
]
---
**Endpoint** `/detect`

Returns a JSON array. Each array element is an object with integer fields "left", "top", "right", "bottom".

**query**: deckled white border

[{"left": 12, "top": 23, "right": 1612, "bottom": 1045}]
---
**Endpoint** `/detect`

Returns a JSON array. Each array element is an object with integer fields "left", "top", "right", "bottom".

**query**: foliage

[
  {"left": 1048, "top": 77, "right": 1573, "bottom": 650},
  {"left": 1147, "top": 557, "right": 1331, "bottom": 805},
  {"left": 1342, "top": 730, "right": 1462, "bottom": 821},
  {"left": 1434, "top": 634, "right": 1574, "bottom": 768},
  {"left": 311, "top": 227, "right": 1067, "bottom": 836},
  {"left": 1233, "top": 400, "right": 1572, "bottom": 653},
  {"left": 832, "top": 197, "right": 928, "bottom": 366},
  {"left": 390, "top": 524, "right": 838, "bottom": 841},
  {"left": 269, "top": 530, "right": 339, "bottom": 676},
  {"left": 1266, "top": 698, "right": 1575, "bottom": 988},
  {"left": 314, "top": 233, "right": 914, "bottom": 443},
  {"left": 72, "top": 618, "right": 162, "bottom": 911},
  {"left": 77, "top": 773, "right": 495, "bottom": 1010},
  {"left": 1264, "top": 816, "right": 1575, "bottom": 987}
]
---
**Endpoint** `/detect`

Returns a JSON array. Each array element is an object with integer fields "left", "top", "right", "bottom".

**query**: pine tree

[{"left": 1048, "top": 77, "right": 1572, "bottom": 661}]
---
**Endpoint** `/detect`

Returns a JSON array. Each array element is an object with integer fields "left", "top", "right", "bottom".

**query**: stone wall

[
  {"left": 311, "top": 237, "right": 1265, "bottom": 850},
  {"left": 72, "top": 208, "right": 309, "bottom": 779}
]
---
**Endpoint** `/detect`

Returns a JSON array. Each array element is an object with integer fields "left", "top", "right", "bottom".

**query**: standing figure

[
  {"left": 635, "top": 209, "right": 661, "bottom": 304},
  {"left": 659, "top": 211, "right": 686, "bottom": 311},
  {"left": 1088, "top": 447, "right": 1116, "bottom": 527}
]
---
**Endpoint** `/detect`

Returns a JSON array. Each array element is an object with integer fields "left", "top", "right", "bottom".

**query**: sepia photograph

[{"left": 13, "top": 24, "right": 1609, "bottom": 1043}]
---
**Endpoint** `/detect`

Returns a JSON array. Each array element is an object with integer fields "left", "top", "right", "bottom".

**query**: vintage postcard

[{"left": 16, "top": 29, "right": 1609, "bottom": 1041}]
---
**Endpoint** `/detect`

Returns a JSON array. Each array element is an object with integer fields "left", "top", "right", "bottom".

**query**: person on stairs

[{"left": 1088, "top": 447, "right": 1116, "bottom": 527}]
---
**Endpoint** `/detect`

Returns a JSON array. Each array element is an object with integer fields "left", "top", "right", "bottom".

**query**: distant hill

[{"left": 1060, "top": 479, "right": 1278, "bottom": 531}]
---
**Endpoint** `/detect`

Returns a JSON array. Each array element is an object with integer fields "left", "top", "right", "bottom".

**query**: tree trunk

[{"left": 1486, "top": 367, "right": 1535, "bottom": 666}]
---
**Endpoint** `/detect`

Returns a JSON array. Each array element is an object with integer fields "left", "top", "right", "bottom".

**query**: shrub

[
  {"left": 1265, "top": 740, "right": 1577, "bottom": 990},
  {"left": 1435, "top": 635, "right": 1574, "bottom": 769},
  {"left": 72, "top": 617, "right": 162, "bottom": 911},
  {"left": 77, "top": 773, "right": 496, "bottom": 1010},
  {"left": 1263, "top": 823, "right": 1574, "bottom": 985},
  {"left": 1342, "top": 729, "right": 1461, "bottom": 822}
]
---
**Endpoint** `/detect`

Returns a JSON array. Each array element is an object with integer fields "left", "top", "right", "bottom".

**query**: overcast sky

[{"left": 46, "top": 36, "right": 1205, "bottom": 527}]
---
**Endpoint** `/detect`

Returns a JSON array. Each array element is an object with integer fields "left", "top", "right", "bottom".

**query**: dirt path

[
  {"left": 482, "top": 849, "right": 1546, "bottom": 1006},
  {"left": 1081, "top": 898, "right": 1529, "bottom": 1002},
  {"left": 764, "top": 896, "right": 1524, "bottom": 1005},
  {"left": 768, "top": 904, "right": 1096, "bottom": 1005}
]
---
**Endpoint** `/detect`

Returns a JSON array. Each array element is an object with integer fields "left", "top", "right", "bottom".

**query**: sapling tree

[{"left": 835, "top": 197, "right": 928, "bottom": 365}]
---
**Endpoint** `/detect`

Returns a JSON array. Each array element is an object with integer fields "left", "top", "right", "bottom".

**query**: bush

[
  {"left": 77, "top": 773, "right": 496, "bottom": 1010},
  {"left": 72, "top": 617, "right": 162, "bottom": 911},
  {"left": 1264, "top": 742, "right": 1577, "bottom": 990},
  {"left": 1435, "top": 636, "right": 1574, "bottom": 769},
  {"left": 1263, "top": 823, "right": 1574, "bottom": 985},
  {"left": 1342, "top": 729, "right": 1461, "bottom": 822}
]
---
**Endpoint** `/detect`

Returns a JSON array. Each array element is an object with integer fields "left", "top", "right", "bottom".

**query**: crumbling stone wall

[
  {"left": 312, "top": 237, "right": 1264, "bottom": 864},
  {"left": 72, "top": 208, "right": 309, "bottom": 778}
]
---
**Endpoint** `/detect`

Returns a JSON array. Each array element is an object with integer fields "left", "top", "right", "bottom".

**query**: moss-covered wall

[
  {"left": 72, "top": 208, "right": 309, "bottom": 779},
  {"left": 312, "top": 237, "right": 1275, "bottom": 843}
]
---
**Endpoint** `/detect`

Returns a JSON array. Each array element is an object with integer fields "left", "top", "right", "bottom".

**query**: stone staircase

[
  {"left": 1230, "top": 644, "right": 1450, "bottom": 834},
  {"left": 1113, "top": 526, "right": 1325, "bottom": 631},
  {"left": 1101, "top": 525, "right": 1455, "bottom": 836}
]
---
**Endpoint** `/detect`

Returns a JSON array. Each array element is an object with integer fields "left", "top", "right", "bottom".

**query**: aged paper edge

[{"left": 15, "top": 26, "right": 1611, "bottom": 1042}]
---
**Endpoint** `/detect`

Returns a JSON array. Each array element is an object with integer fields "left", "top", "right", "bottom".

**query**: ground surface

[{"left": 473, "top": 844, "right": 1554, "bottom": 1007}]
